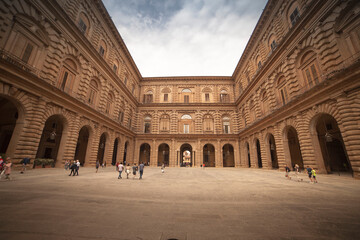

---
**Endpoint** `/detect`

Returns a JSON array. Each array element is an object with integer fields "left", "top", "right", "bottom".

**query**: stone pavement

[{"left": 0, "top": 167, "right": 359, "bottom": 240}]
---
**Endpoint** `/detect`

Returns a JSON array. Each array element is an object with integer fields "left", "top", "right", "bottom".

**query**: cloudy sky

[{"left": 103, "top": 0, "right": 267, "bottom": 77}]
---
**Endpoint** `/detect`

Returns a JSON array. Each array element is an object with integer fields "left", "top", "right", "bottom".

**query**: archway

[
  {"left": 316, "top": 114, "right": 351, "bottom": 173},
  {"left": 0, "top": 96, "right": 19, "bottom": 155},
  {"left": 203, "top": 144, "right": 215, "bottom": 167},
  {"left": 246, "top": 142, "right": 251, "bottom": 167},
  {"left": 139, "top": 143, "right": 151, "bottom": 166},
  {"left": 223, "top": 144, "right": 234, "bottom": 167},
  {"left": 268, "top": 134, "right": 279, "bottom": 169},
  {"left": 158, "top": 143, "right": 170, "bottom": 166},
  {"left": 287, "top": 126, "right": 304, "bottom": 169},
  {"left": 36, "top": 115, "right": 65, "bottom": 164},
  {"left": 97, "top": 133, "right": 106, "bottom": 165},
  {"left": 112, "top": 138, "right": 119, "bottom": 165},
  {"left": 74, "top": 126, "right": 90, "bottom": 166},
  {"left": 180, "top": 144, "right": 192, "bottom": 167},
  {"left": 256, "top": 139, "right": 262, "bottom": 168},
  {"left": 123, "top": 141, "right": 129, "bottom": 165}
]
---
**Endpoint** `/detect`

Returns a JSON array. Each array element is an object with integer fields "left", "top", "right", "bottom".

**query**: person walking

[
  {"left": 20, "top": 157, "right": 30, "bottom": 174},
  {"left": 161, "top": 163, "right": 165, "bottom": 173},
  {"left": 306, "top": 166, "right": 313, "bottom": 183},
  {"left": 75, "top": 160, "right": 80, "bottom": 176},
  {"left": 132, "top": 163, "right": 138, "bottom": 179},
  {"left": 64, "top": 160, "right": 70, "bottom": 170},
  {"left": 96, "top": 160, "right": 100, "bottom": 173},
  {"left": 118, "top": 162, "right": 124, "bottom": 179},
  {"left": 294, "top": 164, "right": 302, "bottom": 182},
  {"left": 4, "top": 157, "right": 12, "bottom": 180},
  {"left": 285, "top": 165, "right": 291, "bottom": 180},
  {"left": 69, "top": 161, "right": 76, "bottom": 176},
  {"left": 0, "top": 156, "right": 4, "bottom": 175},
  {"left": 139, "top": 162, "right": 145, "bottom": 179},
  {"left": 311, "top": 168, "right": 318, "bottom": 183},
  {"left": 126, "top": 163, "right": 131, "bottom": 179}
]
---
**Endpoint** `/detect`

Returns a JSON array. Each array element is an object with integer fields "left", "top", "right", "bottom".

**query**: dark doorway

[
  {"left": 158, "top": 143, "right": 170, "bottom": 166},
  {"left": 139, "top": 143, "right": 151, "bottom": 166},
  {"left": 203, "top": 144, "right": 215, "bottom": 167},
  {"left": 74, "top": 126, "right": 89, "bottom": 166},
  {"left": 112, "top": 138, "right": 119, "bottom": 165},
  {"left": 256, "top": 139, "right": 262, "bottom": 168},
  {"left": 0, "top": 97, "right": 18, "bottom": 154},
  {"left": 97, "top": 133, "right": 106, "bottom": 165},
  {"left": 287, "top": 127, "right": 304, "bottom": 169},
  {"left": 180, "top": 144, "right": 192, "bottom": 167},
  {"left": 223, "top": 144, "right": 234, "bottom": 167},
  {"left": 269, "top": 134, "right": 279, "bottom": 169}
]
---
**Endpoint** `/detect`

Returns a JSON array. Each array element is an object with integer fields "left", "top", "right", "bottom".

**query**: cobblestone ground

[{"left": 0, "top": 167, "right": 359, "bottom": 240}]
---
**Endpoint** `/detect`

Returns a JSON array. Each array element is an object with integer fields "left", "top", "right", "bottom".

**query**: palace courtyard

[{"left": 0, "top": 167, "right": 359, "bottom": 240}]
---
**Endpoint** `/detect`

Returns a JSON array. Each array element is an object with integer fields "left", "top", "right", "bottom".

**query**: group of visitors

[
  {"left": 65, "top": 160, "right": 80, "bottom": 176},
  {"left": 285, "top": 164, "right": 318, "bottom": 183},
  {"left": 115, "top": 162, "right": 145, "bottom": 180},
  {"left": 0, "top": 156, "right": 12, "bottom": 180}
]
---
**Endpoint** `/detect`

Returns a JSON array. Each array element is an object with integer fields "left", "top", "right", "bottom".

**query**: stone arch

[
  {"left": 264, "top": 132, "right": 279, "bottom": 169},
  {"left": 111, "top": 137, "right": 121, "bottom": 165},
  {"left": 139, "top": 142, "right": 151, "bottom": 166},
  {"left": 74, "top": 125, "right": 92, "bottom": 166},
  {"left": 254, "top": 138, "right": 263, "bottom": 168},
  {"left": 97, "top": 131, "right": 110, "bottom": 165},
  {"left": 180, "top": 143, "right": 193, "bottom": 167},
  {"left": 282, "top": 124, "right": 304, "bottom": 169},
  {"left": 203, "top": 143, "right": 215, "bottom": 167},
  {"left": 222, "top": 143, "right": 234, "bottom": 167},
  {"left": 158, "top": 143, "right": 170, "bottom": 166}
]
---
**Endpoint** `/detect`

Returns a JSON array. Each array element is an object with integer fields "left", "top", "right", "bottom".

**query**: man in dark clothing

[
  {"left": 306, "top": 166, "right": 313, "bottom": 183},
  {"left": 139, "top": 162, "right": 145, "bottom": 180},
  {"left": 69, "top": 161, "right": 76, "bottom": 176}
]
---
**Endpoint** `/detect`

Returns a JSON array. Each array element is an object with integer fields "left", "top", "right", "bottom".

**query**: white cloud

[{"left": 103, "top": 0, "right": 267, "bottom": 77}]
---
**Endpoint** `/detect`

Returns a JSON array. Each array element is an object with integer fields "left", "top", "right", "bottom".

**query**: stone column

[
  {"left": 235, "top": 139, "right": 241, "bottom": 167},
  {"left": 216, "top": 140, "right": 222, "bottom": 167},
  {"left": 151, "top": 139, "right": 157, "bottom": 166}
]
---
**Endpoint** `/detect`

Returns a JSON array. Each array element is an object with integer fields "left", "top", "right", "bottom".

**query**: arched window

[
  {"left": 160, "top": 114, "right": 170, "bottom": 132},
  {"left": 220, "top": 90, "right": 229, "bottom": 103},
  {"left": 105, "top": 92, "right": 114, "bottom": 115},
  {"left": 241, "top": 108, "right": 247, "bottom": 128},
  {"left": 260, "top": 90, "right": 269, "bottom": 115},
  {"left": 249, "top": 99, "right": 256, "bottom": 122},
  {"left": 182, "top": 89, "right": 191, "bottom": 103},
  {"left": 222, "top": 116, "right": 230, "bottom": 133},
  {"left": 143, "top": 90, "right": 153, "bottom": 103},
  {"left": 288, "top": 2, "right": 301, "bottom": 27},
  {"left": 113, "top": 58, "right": 120, "bottom": 74},
  {"left": 144, "top": 116, "right": 151, "bottom": 133},
  {"left": 300, "top": 51, "right": 321, "bottom": 88},
  {"left": 78, "top": 12, "right": 90, "bottom": 35},
  {"left": 277, "top": 76, "right": 288, "bottom": 105},
  {"left": 58, "top": 58, "right": 77, "bottom": 94},
  {"left": 98, "top": 39, "right": 107, "bottom": 58},
  {"left": 203, "top": 114, "right": 214, "bottom": 133},
  {"left": 202, "top": 87, "right": 212, "bottom": 102},
  {"left": 131, "top": 84, "right": 135, "bottom": 94},
  {"left": 268, "top": 34, "right": 277, "bottom": 52},
  {"left": 127, "top": 110, "right": 132, "bottom": 128},
  {"left": 118, "top": 110, "right": 124, "bottom": 123},
  {"left": 87, "top": 79, "right": 99, "bottom": 106},
  {"left": 181, "top": 114, "right": 192, "bottom": 133}
]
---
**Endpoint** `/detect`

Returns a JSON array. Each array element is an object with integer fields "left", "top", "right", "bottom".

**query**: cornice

[{"left": 142, "top": 76, "right": 233, "bottom": 82}]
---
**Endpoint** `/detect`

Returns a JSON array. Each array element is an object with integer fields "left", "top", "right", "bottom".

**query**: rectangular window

[
  {"left": 184, "top": 95, "right": 189, "bottom": 103},
  {"left": 124, "top": 77, "right": 127, "bottom": 85},
  {"left": 258, "top": 61, "right": 262, "bottom": 69},
  {"left": 99, "top": 46, "right": 105, "bottom": 57},
  {"left": 220, "top": 94, "right": 229, "bottom": 103},
  {"left": 128, "top": 118, "right": 132, "bottom": 128},
  {"left": 224, "top": 125, "right": 230, "bottom": 133},
  {"left": 88, "top": 89, "right": 95, "bottom": 104},
  {"left": 305, "top": 69, "right": 313, "bottom": 87},
  {"left": 60, "top": 71, "right": 68, "bottom": 91},
  {"left": 270, "top": 40, "right": 277, "bottom": 51},
  {"left": 164, "top": 94, "right": 168, "bottom": 102},
  {"left": 118, "top": 111, "right": 124, "bottom": 123},
  {"left": 78, "top": 19, "right": 87, "bottom": 34},
  {"left": 144, "top": 94, "right": 153, "bottom": 103},
  {"left": 184, "top": 124, "right": 189, "bottom": 133},
  {"left": 113, "top": 64, "right": 117, "bottom": 73},
  {"left": 205, "top": 93, "right": 210, "bottom": 102},
  {"left": 105, "top": 102, "right": 110, "bottom": 113},
  {"left": 144, "top": 123, "right": 151, "bottom": 133},
  {"left": 280, "top": 89, "right": 287, "bottom": 105},
  {"left": 22, "top": 43, "right": 33, "bottom": 63},
  {"left": 310, "top": 64, "right": 319, "bottom": 84}
]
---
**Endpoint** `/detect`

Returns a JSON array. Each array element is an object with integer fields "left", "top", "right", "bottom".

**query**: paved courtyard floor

[{"left": 0, "top": 167, "right": 359, "bottom": 240}]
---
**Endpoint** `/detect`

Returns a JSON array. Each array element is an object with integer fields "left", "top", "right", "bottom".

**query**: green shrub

[{"left": 33, "top": 158, "right": 55, "bottom": 168}]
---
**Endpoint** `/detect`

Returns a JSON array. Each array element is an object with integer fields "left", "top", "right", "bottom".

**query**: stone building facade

[{"left": 0, "top": 0, "right": 359, "bottom": 178}]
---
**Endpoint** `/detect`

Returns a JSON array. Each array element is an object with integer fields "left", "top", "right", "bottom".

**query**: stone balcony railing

[{"left": 0, "top": 49, "right": 40, "bottom": 77}]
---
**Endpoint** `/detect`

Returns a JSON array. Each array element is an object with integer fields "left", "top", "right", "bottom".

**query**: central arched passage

[
  {"left": 268, "top": 134, "right": 278, "bottom": 169},
  {"left": 139, "top": 143, "right": 151, "bottom": 166},
  {"left": 74, "top": 126, "right": 90, "bottom": 166},
  {"left": 203, "top": 144, "right": 215, "bottom": 167},
  {"left": 112, "top": 138, "right": 119, "bottom": 165},
  {"left": 287, "top": 126, "right": 304, "bottom": 169},
  {"left": 158, "top": 143, "right": 169, "bottom": 166},
  {"left": 223, "top": 144, "right": 234, "bottom": 167},
  {"left": 97, "top": 133, "right": 107, "bottom": 165},
  {"left": 256, "top": 139, "right": 262, "bottom": 168},
  {"left": 36, "top": 115, "right": 65, "bottom": 165},
  {"left": 180, "top": 144, "right": 192, "bottom": 167},
  {"left": 0, "top": 96, "right": 19, "bottom": 154}
]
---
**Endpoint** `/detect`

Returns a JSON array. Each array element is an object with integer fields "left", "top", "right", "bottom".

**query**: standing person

[
  {"left": 311, "top": 168, "right": 318, "bottom": 183},
  {"left": 139, "top": 162, "right": 145, "bottom": 180},
  {"left": 132, "top": 163, "right": 138, "bottom": 179},
  {"left": 4, "top": 157, "right": 12, "bottom": 180},
  {"left": 306, "top": 166, "right": 313, "bottom": 183},
  {"left": 64, "top": 160, "right": 70, "bottom": 170},
  {"left": 69, "top": 161, "right": 76, "bottom": 176},
  {"left": 294, "top": 164, "right": 302, "bottom": 182},
  {"left": 118, "top": 162, "right": 124, "bottom": 179},
  {"left": 285, "top": 165, "right": 291, "bottom": 180},
  {"left": 75, "top": 160, "right": 80, "bottom": 176},
  {"left": 0, "top": 156, "right": 4, "bottom": 173},
  {"left": 104, "top": 161, "right": 107, "bottom": 168},
  {"left": 126, "top": 163, "right": 131, "bottom": 179},
  {"left": 96, "top": 160, "right": 100, "bottom": 173},
  {"left": 20, "top": 157, "right": 30, "bottom": 174},
  {"left": 203, "top": 163, "right": 205, "bottom": 169},
  {"left": 161, "top": 163, "right": 165, "bottom": 173},
  {"left": 115, "top": 162, "right": 119, "bottom": 172}
]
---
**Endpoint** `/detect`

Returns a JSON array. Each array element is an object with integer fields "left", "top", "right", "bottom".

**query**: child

[
  {"left": 132, "top": 163, "right": 138, "bottom": 179},
  {"left": 311, "top": 168, "right": 318, "bottom": 183},
  {"left": 126, "top": 164, "right": 131, "bottom": 179},
  {"left": 285, "top": 165, "right": 291, "bottom": 180},
  {"left": 161, "top": 163, "right": 165, "bottom": 173}
]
